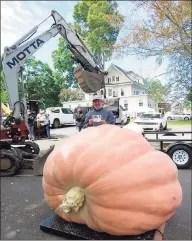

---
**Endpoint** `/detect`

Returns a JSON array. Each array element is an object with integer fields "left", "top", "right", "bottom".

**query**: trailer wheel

[
  {"left": 0, "top": 149, "right": 23, "bottom": 177},
  {"left": 167, "top": 144, "right": 192, "bottom": 169},
  {"left": 18, "top": 141, "right": 40, "bottom": 155}
]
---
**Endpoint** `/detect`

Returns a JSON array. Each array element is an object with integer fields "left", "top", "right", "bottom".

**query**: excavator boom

[{"left": 2, "top": 10, "right": 106, "bottom": 119}]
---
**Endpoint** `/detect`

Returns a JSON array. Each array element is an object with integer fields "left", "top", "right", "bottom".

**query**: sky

[{"left": 1, "top": 1, "right": 169, "bottom": 84}]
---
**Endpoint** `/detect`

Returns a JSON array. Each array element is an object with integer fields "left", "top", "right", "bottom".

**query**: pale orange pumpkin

[{"left": 42, "top": 124, "right": 182, "bottom": 236}]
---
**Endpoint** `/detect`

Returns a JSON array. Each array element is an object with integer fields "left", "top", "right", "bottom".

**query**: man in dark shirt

[{"left": 27, "top": 109, "right": 36, "bottom": 140}]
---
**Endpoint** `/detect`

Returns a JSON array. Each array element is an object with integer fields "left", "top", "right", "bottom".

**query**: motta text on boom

[{"left": 6, "top": 39, "right": 45, "bottom": 69}]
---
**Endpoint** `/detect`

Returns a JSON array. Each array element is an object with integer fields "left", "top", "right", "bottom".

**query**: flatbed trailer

[{"left": 144, "top": 131, "right": 192, "bottom": 169}]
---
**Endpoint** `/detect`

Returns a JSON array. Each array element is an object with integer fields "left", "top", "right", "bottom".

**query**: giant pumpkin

[{"left": 42, "top": 124, "right": 182, "bottom": 236}]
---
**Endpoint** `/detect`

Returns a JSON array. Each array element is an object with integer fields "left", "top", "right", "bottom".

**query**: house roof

[{"left": 107, "top": 64, "right": 145, "bottom": 88}]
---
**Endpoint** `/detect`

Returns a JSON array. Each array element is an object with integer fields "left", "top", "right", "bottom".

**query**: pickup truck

[
  {"left": 134, "top": 112, "right": 167, "bottom": 131},
  {"left": 46, "top": 107, "right": 76, "bottom": 128}
]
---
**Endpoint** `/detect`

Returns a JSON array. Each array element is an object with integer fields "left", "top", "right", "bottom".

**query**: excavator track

[{"left": 0, "top": 149, "right": 24, "bottom": 177}]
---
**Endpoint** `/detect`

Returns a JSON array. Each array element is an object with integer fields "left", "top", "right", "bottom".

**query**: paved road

[
  {"left": 1, "top": 170, "right": 191, "bottom": 240},
  {"left": 1, "top": 124, "right": 191, "bottom": 240}
]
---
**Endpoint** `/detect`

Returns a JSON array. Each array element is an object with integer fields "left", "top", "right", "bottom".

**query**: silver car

[{"left": 165, "top": 112, "right": 191, "bottom": 120}]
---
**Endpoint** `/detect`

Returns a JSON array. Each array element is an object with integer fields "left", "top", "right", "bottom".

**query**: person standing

[
  {"left": 27, "top": 109, "right": 36, "bottom": 141},
  {"left": 83, "top": 95, "right": 116, "bottom": 129},
  {"left": 75, "top": 107, "right": 86, "bottom": 132},
  {"left": 37, "top": 110, "right": 50, "bottom": 138}
]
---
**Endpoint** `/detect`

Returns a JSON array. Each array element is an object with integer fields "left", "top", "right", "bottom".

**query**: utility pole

[
  {"left": 102, "top": 52, "right": 107, "bottom": 99},
  {"left": 20, "top": 67, "right": 28, "bottom": 126}
]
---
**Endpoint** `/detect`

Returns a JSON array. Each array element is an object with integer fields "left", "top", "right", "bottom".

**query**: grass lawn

[
  {"left": 167, "top": 120, "right": 192, "bottom": 126},
  {"left": 129, "top": 118, "right": 191, "bottom": 126}
]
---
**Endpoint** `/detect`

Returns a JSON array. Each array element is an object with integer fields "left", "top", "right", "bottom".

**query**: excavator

[{"left": 1, "top": 10, "right": 106, "bottom": 177}]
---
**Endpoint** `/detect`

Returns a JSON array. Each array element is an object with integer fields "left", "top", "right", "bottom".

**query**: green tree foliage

[
  {"left": 59, "top": 87, "right": 85, "bottom": 102},
  {"left": 144, "top": 79, "right": 171, "bottom": 103},
  {"left": 23, "top": 57, "right": 61, "bottom": 108},
  {"left": 73, "top": 0, "right": 124, "bottom": 60},
  {"left": 186, "top": 88, "right": 192, "bottom": 103},
  {"left": 0, "top": 70, "right": 8, "bottom": 103},
  {"left": 52, "top": 39, "right": 77, "bottom": 88}
]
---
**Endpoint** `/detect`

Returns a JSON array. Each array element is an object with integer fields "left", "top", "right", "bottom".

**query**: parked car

[
  {"left": 165, "top": 112, "right": 191, "bottom": 120},
  {"left": 46, "top": 107, "right": 76, "bottom": 128},
  {"left": 134, "top": 112, "right": 167, "bottom": 131}
]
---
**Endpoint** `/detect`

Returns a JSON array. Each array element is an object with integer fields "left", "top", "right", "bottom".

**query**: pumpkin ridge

[
  {"left": 42, "top": 180, "right": 68, "bottom": 196},
  {"left": 86, "top": 148, "right": 154, "bottom": 190},
  {"left": 86, "top": 179, "right": 181, "bottom": 216},
  {"left": 85, "top": 201, "right": 103, "bottom": 231},
  {"left": 72, "top": 127, "right": 119, "bottom": 183}
]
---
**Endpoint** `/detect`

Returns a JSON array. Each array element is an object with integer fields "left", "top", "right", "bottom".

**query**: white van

[{"left": 46, "top": 107, "right": 76, "bottom": 128}]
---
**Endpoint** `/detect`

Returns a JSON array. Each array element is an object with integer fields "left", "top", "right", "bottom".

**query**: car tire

[
  {"left": 53, "top": 119, "right": 60, "bottom": 128},
  {"left": 184, "top": 117, "right": 189, "bottom": 120},
  {"left": 167, "top": 117, "right": 172, "bottom": 120},
  {"left": 167, "top": 144, "right": 192, "bottom": 169}
]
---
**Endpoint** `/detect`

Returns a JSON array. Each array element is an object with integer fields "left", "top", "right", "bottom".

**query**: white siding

[
  {"left": 119, "top": 95, "right": 158, "bottom": 118},
  {"left": 131, "top": 83, "right": 146, "bottom": 96},
  {"left": 105, "top": 66, "right": 130, "bottom": 84}
]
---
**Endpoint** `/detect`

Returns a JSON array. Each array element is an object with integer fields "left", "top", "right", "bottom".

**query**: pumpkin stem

[{"left": 60, "top": 187, "right": 85, "bottom": 213}]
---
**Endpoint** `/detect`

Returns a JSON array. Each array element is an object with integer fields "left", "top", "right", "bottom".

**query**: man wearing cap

[{"left": 83, "top": 95, "right": 116, "bottom": 129}]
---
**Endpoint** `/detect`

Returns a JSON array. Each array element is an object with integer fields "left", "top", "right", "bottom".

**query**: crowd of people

[
  {"left": 27, "top": 95, "right": 116, "bottom": 139},
  {"left": 27, "top": 109, "right": 50, "bottom": 140}
]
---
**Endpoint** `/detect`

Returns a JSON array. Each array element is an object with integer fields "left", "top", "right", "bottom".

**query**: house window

[
  {"left": 121, "top": 89, "right": 124, "bottom": 96},
  {"left": 116, "top": 76, "right": 119, "bottom": 81},
  {"left": 124, "top": 100, "right": 128, "bottom": 110},
  {"left": 113, "top": 91, "right": 116, "bottom": 97},
  {"left": 108, "top": 89, "right": 112, "bottom": 97},
  {"left": 139, "top": 99, "right": 143, "bottom": 106},
  {"left": 108, "top": 78, "right": 110, "bottom": 83},
  {"left": 112, "top": 76, "right": 115, "bottom": 81},
  {"left": 109, "top": 78, "right": 111, "bottom": 82}
]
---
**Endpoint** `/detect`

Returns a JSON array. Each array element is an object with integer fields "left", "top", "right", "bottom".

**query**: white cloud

[{"left": 1, "top": 1, "right": 52, "bottom": 52}]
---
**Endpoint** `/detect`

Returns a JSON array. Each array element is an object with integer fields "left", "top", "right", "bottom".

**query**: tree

[
  {"left": 186, "top": 88, "right": 192, "bottom": 103},
  {"left": 144, "top": 79, "right": 171, "bottom": 103},
  {"left": 52, "top": 39, "right": 77, "bottom": 88},
  {"left": 168, "top": 53, "right": 191, "bottom": 92},
  {"left": 59, "top": 88, "right": 85, "bottom": 102},
  {"left": 0, "top": 70, "right": 8, "bottom": 103},
  {"left": 23, "top": 57, "right": 61, "bottom": 108},
  {"left": 51, "top": 0, "right": 124, "bottom": 92},
  {"left": 73, "top": 0, "right": 124, "bottom": 61},
  {"left": 115, "top": 1, "right": 191, "bottom": 59}
]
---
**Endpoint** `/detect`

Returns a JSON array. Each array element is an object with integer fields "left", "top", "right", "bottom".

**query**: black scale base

[{"left": 40, "top": 213, "right": 156, "bottom": 240}]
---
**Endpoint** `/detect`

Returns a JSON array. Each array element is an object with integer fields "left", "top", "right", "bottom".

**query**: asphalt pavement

[{"left": 1, "top": 124, "right": 192, "bottom": 240}]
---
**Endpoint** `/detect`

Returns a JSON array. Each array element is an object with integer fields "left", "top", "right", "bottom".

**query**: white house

[{"left": 62, "top": 64, "right": 158, "bottom": 117}]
